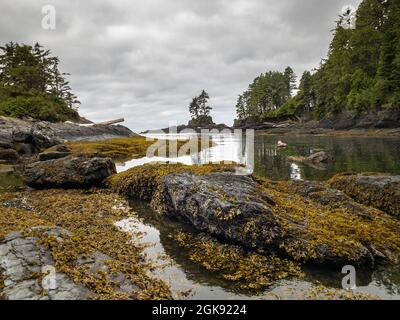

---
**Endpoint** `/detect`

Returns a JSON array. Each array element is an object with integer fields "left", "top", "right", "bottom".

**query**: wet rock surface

[
  {"left": 328, "top": 173, "right": 400, "bottom": 218},
  {"left": 152, "top": 172, "right": 400, "bottom": 266},
  {"left": 23, "top": 156, "right": 116, "bottom": 188}
]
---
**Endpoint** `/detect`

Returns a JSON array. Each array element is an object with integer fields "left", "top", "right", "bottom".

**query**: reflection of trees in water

[{"left": 251, "top": 136, "right": 400, "bottom": 181}]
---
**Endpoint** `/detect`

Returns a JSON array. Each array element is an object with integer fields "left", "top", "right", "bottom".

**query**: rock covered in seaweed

[
  {"left": 23, "top": 156, "right": 116, "bottom": 188},
  {"left": 328, "top": 173, "right": 400, "bottom": 218},
  {"left": 0, "top": 228, "right": 93, "bottom": 300},
  {"left": 0, "top": 189, "right": 173, "bottom": 300},
  {"left": 151, "top": 170, "right": 400, "bottom": 266}
]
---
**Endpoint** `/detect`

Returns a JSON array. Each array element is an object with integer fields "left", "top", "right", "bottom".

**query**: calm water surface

[{"left": 117, "top": 133, "right": 400, "bottom": 182}]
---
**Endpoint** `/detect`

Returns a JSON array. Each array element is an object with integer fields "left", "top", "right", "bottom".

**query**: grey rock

[
  {"left": 153, "top": 173, "right": 281, "bottom": 250},
  {"left": 0, "top": 116, "right": 135, "bottom": 158},
  {"left": 0, "top": 227, "right": 141, "bottom": 300},
  {"left": 152, "top": 172, "right": 400, "bottom": 266},
  {"left": 23, "top": 156, "right": 116, "bottom": 188},
  {"left": 306, "top": 151, "right": 333, "bottom": 164}
]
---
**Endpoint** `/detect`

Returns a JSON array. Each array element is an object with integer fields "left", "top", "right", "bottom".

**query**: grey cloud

[{"left": 0, "top": 0, "right": 361, "bottom": 131}]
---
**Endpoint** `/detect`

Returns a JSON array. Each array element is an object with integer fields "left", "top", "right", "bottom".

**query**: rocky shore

[
  {"left": 0, "top": 116, "right": 135, "bottom": 162},
  {"left": 236, "top": 110, "right": 400, "bottom": 136},
  {"left": 1, "top": 116, "right": 400, "bottom": 300}
]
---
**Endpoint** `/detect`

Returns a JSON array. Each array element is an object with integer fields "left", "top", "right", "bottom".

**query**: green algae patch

[
  {"left": 108, "top": 163, "right": 239, "bottom": 201},
  {"left": 254, "top": 176, "right": 400, "bottom": 264},
  {"left": 171, "top": 231, "right": 304, "bottom": 292},
  {"left": 328, "top": 173, "right": 400, "bottom": 218},
  {"left": 0, "top": 189, "right": 172, "bottom": 300},
  {"left": 48, "top": 136, "right": 215, "bottom": 161}
]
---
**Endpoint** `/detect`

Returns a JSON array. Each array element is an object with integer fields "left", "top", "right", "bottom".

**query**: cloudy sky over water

[{"left": 0, "top": 0, "right": 361, "bottom": 131}]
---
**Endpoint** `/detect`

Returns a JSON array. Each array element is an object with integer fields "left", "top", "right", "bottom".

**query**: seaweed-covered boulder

[
  {"left": 328, "top": 173, "right": 400, "bottom": 218},
  {"left": 153, "top": 172, "right": 400, "bottom": 266},
  {"left": 23, "top": 156, "right": 116, "bottom": 188}
]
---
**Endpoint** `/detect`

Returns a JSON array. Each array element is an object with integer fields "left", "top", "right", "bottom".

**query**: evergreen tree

[
  {"left": 0, "top": 42, "right": 80, "bottom": 121},
  {"left": 284, "top": 66, "right": 297, "bottom": 98},
  {"left": 261, "top": 0, "right": 400, "bottom": 121},
  {"left": 188, "top": 90, "right": 214, "bottom": 126}
]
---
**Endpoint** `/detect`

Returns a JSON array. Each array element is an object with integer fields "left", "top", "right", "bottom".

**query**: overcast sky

[{"left": 0, "top": 0, "right": 361, "bottom": 131}]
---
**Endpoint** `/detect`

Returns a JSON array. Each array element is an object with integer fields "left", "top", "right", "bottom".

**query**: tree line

[
  {"left": 0, "top": 42, "right": 80, "bottom": 122},
  {"left": 236, "top": 0, "right": 400, "bottom": 124}
]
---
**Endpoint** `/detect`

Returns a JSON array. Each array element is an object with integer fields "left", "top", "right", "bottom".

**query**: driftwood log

[{"left": 95, "top": 118, "right": 125, "bottom": 125}]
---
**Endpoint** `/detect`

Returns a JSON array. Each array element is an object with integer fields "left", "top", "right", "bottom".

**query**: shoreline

[{"left": 254, "top": 127, "right": 400, "bottom": 138}]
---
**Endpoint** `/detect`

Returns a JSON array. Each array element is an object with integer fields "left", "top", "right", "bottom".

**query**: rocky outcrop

[
  {"left": 23, "top": 156, "right": 116, "bottom": 188},
  {"left": 328, "top": 173, "right": 400, "bottom": 218},
  {"left": 151, "top": 172, "right": 400, "bottom": 266},
  {"left": 318, "top": 109, "right": 400, "bottom": 130},
  {"left": 0, "top": 117, "right": 135, "bottom": 161},
  {"left": 0, "top": 227, "right": 141, "bottom": 300},
  {"left": 288, "top": 151, "right": 333, "bottom": 167}
]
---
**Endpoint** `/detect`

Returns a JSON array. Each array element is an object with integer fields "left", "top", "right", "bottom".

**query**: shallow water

[{"left": 117, "top": 133, "right": 400, "bottom": 181}]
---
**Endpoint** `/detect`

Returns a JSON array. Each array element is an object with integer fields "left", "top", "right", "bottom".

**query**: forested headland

[
  {"left": 235, "top": 0, "right": 400, "bottom": 129},
  {"left": 0, "top": 42, "right": 80, "bottom": 122}
]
